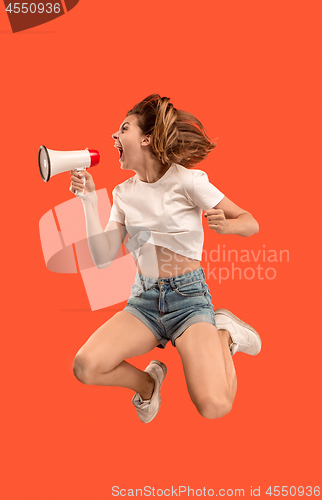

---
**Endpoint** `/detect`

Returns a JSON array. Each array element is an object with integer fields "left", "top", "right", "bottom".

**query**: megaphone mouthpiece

[{"left": 38, "top": 145, "right": 100, "bottom": 182}]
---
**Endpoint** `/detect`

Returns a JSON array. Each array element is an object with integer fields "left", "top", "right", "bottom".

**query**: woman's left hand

[{"left": 204, "top": 208, "right": 229, "bottom": 234}]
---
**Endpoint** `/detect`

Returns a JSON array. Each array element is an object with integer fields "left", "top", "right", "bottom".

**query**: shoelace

[{"left": 133, "top": 394, "right": 151, "bottom": 408}]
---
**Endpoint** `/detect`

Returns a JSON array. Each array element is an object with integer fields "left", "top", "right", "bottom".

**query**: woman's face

[{"left": 112, "top": 114, "right": 150, "bottom": 170}]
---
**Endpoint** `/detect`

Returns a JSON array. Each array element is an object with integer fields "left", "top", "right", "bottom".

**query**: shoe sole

[
  {"left": 143, "top": 360, "right": 167, "bottom": 424},
  {"left": 149, "top": 360, "right": 167, "bottom": 380},
  {"left": 214, "top": 308, "right": 262, "bottom": 350}
]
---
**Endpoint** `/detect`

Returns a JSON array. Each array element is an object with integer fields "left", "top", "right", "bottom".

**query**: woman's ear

[{"left": 141, "top": 134, "right": 151, "bottom": 147}]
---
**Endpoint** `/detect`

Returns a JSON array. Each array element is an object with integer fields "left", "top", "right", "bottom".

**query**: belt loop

[
  {"left": 139, "top": 274, "right": 146, "bottom": 291},
  {"left": 169, "top": 276, "right": 175, "bottom": 289}
]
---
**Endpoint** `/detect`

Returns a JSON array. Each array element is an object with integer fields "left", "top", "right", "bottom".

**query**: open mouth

[{"left": 114, "top": 142, "right": 123, "bottom": 161}]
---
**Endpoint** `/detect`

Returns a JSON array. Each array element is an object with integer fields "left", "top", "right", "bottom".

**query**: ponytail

[{"left": 127, "top": 94, "right": 216, "bottom": 168}]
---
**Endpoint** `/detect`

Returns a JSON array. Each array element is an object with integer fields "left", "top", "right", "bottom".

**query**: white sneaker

[
  {"left": 132, "top": 360, "right": 167, "bottom": 423},
  {"left": 214, "top": 309, "right": 261, "bottom": 356}
]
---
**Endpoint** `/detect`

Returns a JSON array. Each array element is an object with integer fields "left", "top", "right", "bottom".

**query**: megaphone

[{"left": 38, "top": 145, "right": 100, "bottom": 183}]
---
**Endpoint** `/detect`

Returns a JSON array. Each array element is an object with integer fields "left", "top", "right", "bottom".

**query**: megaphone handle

[{"left": 74, "top": 167, "right": 86, "bottom": 196}]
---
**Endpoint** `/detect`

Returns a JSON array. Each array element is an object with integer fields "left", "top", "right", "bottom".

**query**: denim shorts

[{"left": 124, "top": 267, "right": 216, "bottom": 348}]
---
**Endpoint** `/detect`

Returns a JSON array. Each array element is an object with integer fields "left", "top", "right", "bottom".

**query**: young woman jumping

[{"left": 70, "top": 94, "right": 261, "bottom": 423}]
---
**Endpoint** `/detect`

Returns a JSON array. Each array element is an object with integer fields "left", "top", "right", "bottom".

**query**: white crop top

[{"left": 108, "top": 163, "right": 225, "bottom": 261}]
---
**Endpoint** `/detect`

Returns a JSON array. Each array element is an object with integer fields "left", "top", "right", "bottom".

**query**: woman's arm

[
  {"left": 82, "top": 194, "right": 127, "bottom": 268},
  {"left": 204, "top": 196, "right": 259, "bottom": 237},
  {"left": 71, "top": 170, "right": 127, "bottom": 268}
]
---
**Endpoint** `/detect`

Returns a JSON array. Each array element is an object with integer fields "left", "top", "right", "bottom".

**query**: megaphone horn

[{"left": 38, "top": 145, "right": 100, "bottom": 183}]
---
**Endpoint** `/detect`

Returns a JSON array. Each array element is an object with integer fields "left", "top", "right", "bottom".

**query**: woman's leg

[
  {"left": 175, "top": 323, "right": 236, "bottom": 419},
  {"left": 73, "top": 311, "right": 160, "bottom": 400}
]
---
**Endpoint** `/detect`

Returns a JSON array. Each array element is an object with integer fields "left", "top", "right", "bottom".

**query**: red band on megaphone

[{"left": 88, "top": 150, "right": 100, "bottom": 166}]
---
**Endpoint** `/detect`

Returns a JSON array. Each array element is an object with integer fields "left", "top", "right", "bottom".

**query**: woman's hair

[{"left": 126, "top": 94, "right": 216, "bottom": 168}]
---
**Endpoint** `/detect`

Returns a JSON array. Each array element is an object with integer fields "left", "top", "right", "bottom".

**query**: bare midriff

[{"left": 137, "top": 244, "right": 201, "bottom": 278}]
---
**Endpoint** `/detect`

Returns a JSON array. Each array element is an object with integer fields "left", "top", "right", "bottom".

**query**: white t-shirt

[{"left": 108, "top": 163, "right": 225, "bottom": 261}]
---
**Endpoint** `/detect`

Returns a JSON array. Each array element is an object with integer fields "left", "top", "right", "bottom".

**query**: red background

[{"left": 0, "top": 1, "right": 321, "bottom": 498}]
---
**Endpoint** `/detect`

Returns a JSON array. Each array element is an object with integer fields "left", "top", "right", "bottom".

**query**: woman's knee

[
  {"left": 194, "top": 396, "right": 233, "bottom": 419},
  {"left": 73, "top": 352, "right": 100, "bottom": 385}
]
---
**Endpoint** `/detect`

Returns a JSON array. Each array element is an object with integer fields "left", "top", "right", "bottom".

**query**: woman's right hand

[{"left": 70, "top": 169, "right": 96, "bottom": 195}]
